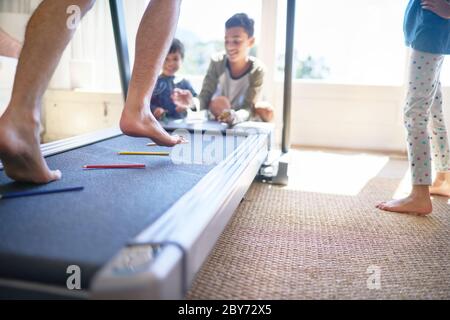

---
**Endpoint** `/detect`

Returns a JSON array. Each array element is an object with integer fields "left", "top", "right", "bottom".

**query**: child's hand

[
  {"left": 421, "top": 0, "right": 450, "bottom": 19},
  {"left": 175, "top": 104, "right": 188, "bottom": 113},
  {"left": 153, "top": 107, "right": 166, "bottom": 120},
  {"left": 217, "top": 109, "right": 236, "bottom": 125},
  {"left": 171, "top": 88, "right": 193, "bottom": 113}
]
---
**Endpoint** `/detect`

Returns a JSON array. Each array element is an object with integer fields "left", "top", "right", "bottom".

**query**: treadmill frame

[{"left": 0, "top": 125, "right": 271, "bottom": 299}]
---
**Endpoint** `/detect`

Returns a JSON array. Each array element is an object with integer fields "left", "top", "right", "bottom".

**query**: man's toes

[
  {"left": 30, "top": 169, "right": 61, "bottom": 184},
  {"left": 50, "top": 169, "right": 62, "bottom": 181},
  {"left": 41, "top": 169, "right": 62, "bottom": 183},
  {"left": 157, "top": 134, "right": 184, "bottom": 147},
  {"left": 173, "top": 135, "right": 186, "bottom": 144}
]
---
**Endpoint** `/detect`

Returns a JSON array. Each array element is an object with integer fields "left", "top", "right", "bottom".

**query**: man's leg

[
  {"left": 0, "top": 28, "right": 22, "bottom": 58},
  {"left": 0, "top": 0, "right": 95, "bottom": 183},
  {"left": 119, "top": 0, "right": 184, "bottom": 146}
]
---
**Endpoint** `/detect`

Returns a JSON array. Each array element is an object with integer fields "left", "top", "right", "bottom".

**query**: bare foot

[
  {"left": 119, "top": 107, "right": 183, "bottom": 147},
  {"left": 376, "top": 195, "right": 432, "bottom": 215},
  {"left": 0, "top": 110, "right": 61, "bottom": 183},
  {"left": 430, "top": 175, "right": 450, "bottom": 197}
]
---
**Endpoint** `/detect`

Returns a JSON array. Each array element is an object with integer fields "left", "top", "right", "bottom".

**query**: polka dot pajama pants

[{"left": 404, "top": 49, "right": 450, "bottom": 185}]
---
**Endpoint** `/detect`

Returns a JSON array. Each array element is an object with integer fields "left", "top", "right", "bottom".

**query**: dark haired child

[{"left": 151, "top": 38, "right": 198, "bottom": 120}]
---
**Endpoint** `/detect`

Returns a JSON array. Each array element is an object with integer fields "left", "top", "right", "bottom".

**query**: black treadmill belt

[{"left": 0, "top": 132, "right": 241, "bottom": 288}]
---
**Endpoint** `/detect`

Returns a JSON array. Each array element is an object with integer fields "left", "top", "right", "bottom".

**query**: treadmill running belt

[{"left": 0, "top": 132, "right": 242, "bottom": 288}]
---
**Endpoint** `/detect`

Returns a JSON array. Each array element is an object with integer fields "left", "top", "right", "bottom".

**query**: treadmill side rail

[{"left": 90, "top": 130, "right": 269, "bottom": 299}]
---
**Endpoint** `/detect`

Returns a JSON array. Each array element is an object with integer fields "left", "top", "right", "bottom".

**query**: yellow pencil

[{"left": 118, "top": 151, "right": 170, "bottom": 156}]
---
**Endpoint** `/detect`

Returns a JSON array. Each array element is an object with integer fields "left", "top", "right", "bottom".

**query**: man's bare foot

[
  {"left": 430, "top": 173, "right": 450, "bottom": 197},
  {"left": 376, "top": 194, "right": 432, "bottom": 215},
  {"left": 119, "top": 107, "right": 184, "bottom": 146},
  {"left": 0, "top": 109, "right": 61, "bottom": 183}
]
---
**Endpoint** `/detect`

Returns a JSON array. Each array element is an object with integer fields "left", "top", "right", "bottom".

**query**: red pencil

[{"left": 82, "top": 164, "right": 146, "bottom": 169}]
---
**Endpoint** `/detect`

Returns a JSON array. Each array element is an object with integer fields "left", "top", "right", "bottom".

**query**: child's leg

[
  {"left": 404, "top": 51, "right": 444, "bottom": 185},
  {"left": 377, "top": 49, "right": 443, "bottom": 214},
  {"left": 429, "top": 81, "right": 450, "bottom": 196}
]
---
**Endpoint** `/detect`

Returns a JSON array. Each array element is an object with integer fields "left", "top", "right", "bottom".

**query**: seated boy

[
  {"left": 198, "top": 13, "right": 274, "bottom": 125},
  {"left": 150, "top": 38, "right": 198, "bottom": 120}
]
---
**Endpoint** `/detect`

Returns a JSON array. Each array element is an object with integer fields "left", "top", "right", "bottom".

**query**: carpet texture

[{"left": 187, "top": 150, "right": 450, "bottom": 299}]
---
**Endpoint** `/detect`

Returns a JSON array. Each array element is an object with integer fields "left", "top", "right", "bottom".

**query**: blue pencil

[{"left": 0, "top": 186, "right": 84, "bottom": 200}]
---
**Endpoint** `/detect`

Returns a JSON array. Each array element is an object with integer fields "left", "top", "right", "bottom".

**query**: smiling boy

[
  {"left": 198, "top": 13, "right": 273, "bottom": 125},
  {"left": 150, "top": 38, "right": 198, "bottom": 120}
]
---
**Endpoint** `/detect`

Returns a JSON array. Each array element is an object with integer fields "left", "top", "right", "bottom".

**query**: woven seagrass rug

[{"left": 187, "top": 149, "right": 450, "bottom": 299}]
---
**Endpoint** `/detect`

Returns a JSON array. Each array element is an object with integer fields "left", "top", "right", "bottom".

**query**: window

[
  {"left": 275, "top": 0, "right": 409, "bottom": 85},
  {"left": 441, "top": 57, "right": 450, "bottom": 86}
]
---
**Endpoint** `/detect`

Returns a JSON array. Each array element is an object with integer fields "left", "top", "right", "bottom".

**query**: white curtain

[
  {"left": 0, "top": 0, "right": 39, "bottom": 113},
  {"left": 123, "top": 0, "right": 150, "bottom": 68},
  {"left": 53, "top": 1, "right": 120, "bottom": 91},
  {"left": 58, "top": 0, "right": 153, "bottom": 92},
  {"left": 0, "top": 0, "right": 151, "bottom": 92},
  {"left": 0, "top": 0, "right": 41, "bottom": 14},
  {"left": 0, "top": 0, "right": 39, "bottom": 40},
  {"left": 67, "top": 0, "right": 120, "bottom": 91},
  {"left": 63, "top": 0, "right": 151, "bottom": 92}
]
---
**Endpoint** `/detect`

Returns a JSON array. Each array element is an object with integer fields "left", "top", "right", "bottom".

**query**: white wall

[
  {"left": 275, "top": 82, "right": 407, "bottom": 152},
  {"left": 42, "top": 90, "right": 123, "bottom": 142}
]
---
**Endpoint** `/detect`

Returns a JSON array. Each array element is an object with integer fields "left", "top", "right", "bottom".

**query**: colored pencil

[
  {"left": 0, "top": 186, "right": 84, "bottom": 200},
  {"left": 82, "top": 164, "right": 146, "bottom": 169},
  {"left": 118, "top": 151, "right": 170, "bottom": 156}
]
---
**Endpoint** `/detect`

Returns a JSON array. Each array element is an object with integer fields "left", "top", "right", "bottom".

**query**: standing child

[
  {"left": 377, "top": 0, "right": 450, "bottom": 215},
  {"left": 150, "top": 38, "right": 198, "bottom": 120}
]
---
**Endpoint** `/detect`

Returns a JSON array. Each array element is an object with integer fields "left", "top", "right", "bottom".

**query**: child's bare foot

[
  {"left": 376, "top": 197, "right": 432, "bottom": 215},
  {"left": 119, "top": 106, "right": 183, "bottom": 146},
  {"left": 376, "top": 186, "right": 432, "bottom": 215},
  {"left": 0, "top": 109, "right": 61, "bottom": 183},
  {"left": 430, "top": 172, "right": 450, "bottom": 197}
]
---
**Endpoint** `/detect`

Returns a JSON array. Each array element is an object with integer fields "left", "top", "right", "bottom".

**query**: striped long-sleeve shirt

[{"left": 198, "top": 53, "right": 266, "bottom": 123}]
